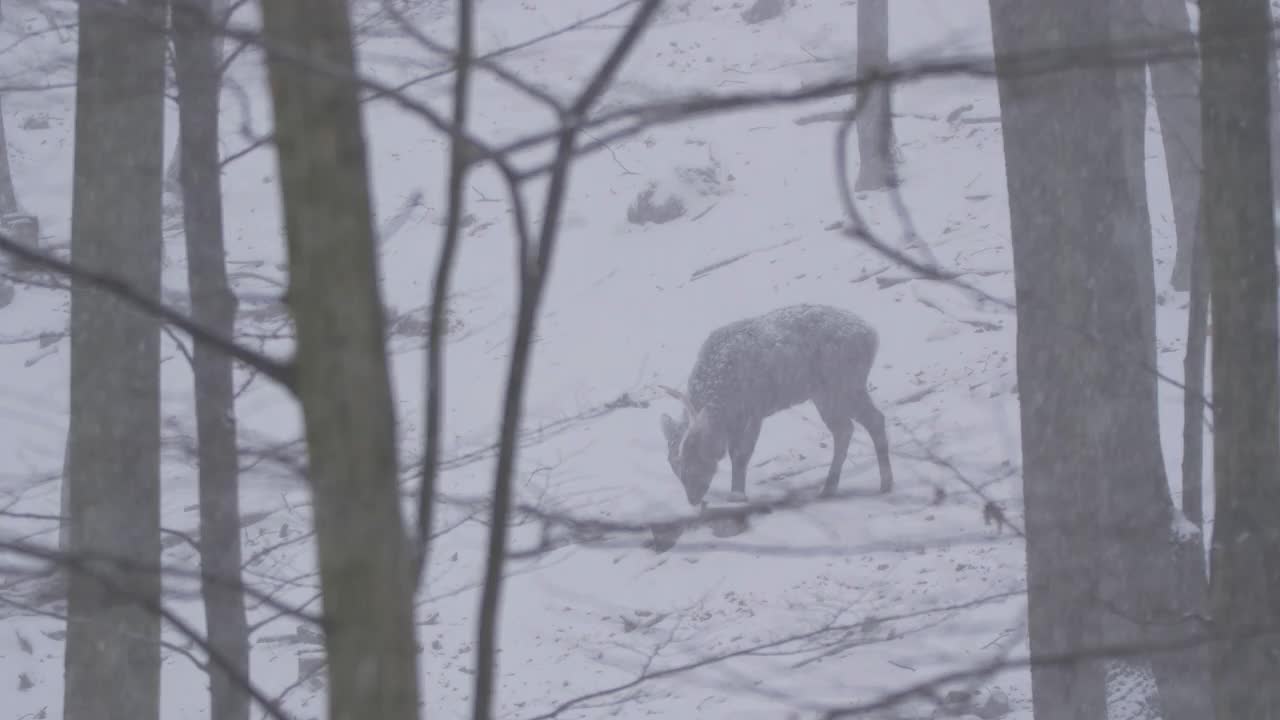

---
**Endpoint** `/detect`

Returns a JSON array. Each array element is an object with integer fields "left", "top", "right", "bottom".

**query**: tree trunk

[
  {"left": 991, "top": 0, "right": 1214, "bottom": 716},
  {"left": 990, "top": 1, "right": 1112, "bottom": 716},
  {"left": 62, "top": 1, "right": 166, "bottom": 719},
  {"left": 1109, "top": 6, "right": 1215, "bottom": 718},
  {"left": 259, "top": 2, "right": 420, "bottom": 719},
  {"left": 173, "top": 1, "right": 250, "bottom": 718},
  {"left": 0, "top": 94, "right": 16, "bottom": 215},
  {"left": 0, "top": 0, "right": 13, "bottom": 215},
  {"left": 1144, "top": 0, "right": 1203, "bottom": 292},
  {"left": 1269, "top": 34, "right": 1280, "bottom": 210},
  {"left": 166, "top": 0, "right": 229, "bottom": 193},
  {"left": 1181, "top": 227, "right": 1208, "bottom": 527},
  {"left": 1201, "top": 0, "right": 1280, "bottom": 717},
  {"left": 853, "top": 0, "right": 896, "bottom": 190}
]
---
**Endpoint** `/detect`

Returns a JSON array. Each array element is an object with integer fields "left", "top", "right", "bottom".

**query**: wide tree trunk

[
  {"left": 991, "top": 0, "right": 1211, "bottom": 718},
  {"left": 853, "top": 0, "right": 896, "bottom": 190},
  {"left": 62, "top": 1, "right": 167, "bottom": 719},
  {"left": 990, "top": 2, "right": 1108, "bottom": 714},
  {"left": 259, "top": 2, "right": 420, "bottom": 719},
  {"left": 173, "top": 1, "right": 250, "bottom": 718},
  {"left": 1200, "top": 0, "right": 1280, "bottom": 716}
]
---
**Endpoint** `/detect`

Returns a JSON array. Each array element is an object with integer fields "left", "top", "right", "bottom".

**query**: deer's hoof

[{"left": 727, "top": 491, "right": 749, "bottom": 503}]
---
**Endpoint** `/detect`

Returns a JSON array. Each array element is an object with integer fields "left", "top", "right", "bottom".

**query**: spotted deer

[{"left": 659, "top": 304, "right": 893, "bottom": 506}]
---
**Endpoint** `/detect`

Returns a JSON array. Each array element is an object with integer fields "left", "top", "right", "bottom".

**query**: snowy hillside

[{"left": 0, "top": 0, "right": 1206, "bottom": 718}]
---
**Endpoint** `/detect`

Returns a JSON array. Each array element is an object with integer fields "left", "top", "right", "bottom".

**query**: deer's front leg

[{"left": 727, "top": 417, "right": 763, "bottom": 503}]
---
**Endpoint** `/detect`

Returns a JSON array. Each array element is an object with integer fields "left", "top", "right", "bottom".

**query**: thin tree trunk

[
  {"left": 166, "top": 0, "right": 229, "bottom": 192},
  {"left": 62, "top": 1, "right": 166, "bottom": 719},
  {"left": 0, "top": 0, "right": 13, "bottom": 215},
  {"left": 1201, "top": 0, "right": 1280, "bottom": 717},
  {"left": 853, "top": 0, "right": 896, "bottom": 191},
  {"left": 259, "top": 2, "right": 420, "bottom": 719},
  {"left": 1144, "top": 0, "right": 1203, "bottom": 291},
  {"left": 0, "top": 95, "right": 16, "bottom": 215},
  {"left": 173, "top": 1, "right": 250, "bottom": 718},
  {"left": 1182, "top": 232, "right": 1207, "bottom": 527}
]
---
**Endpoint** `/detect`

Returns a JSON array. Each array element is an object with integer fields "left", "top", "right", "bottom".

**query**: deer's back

[{"left": 687, "top": 304, "right": 879, "bottom": 418}]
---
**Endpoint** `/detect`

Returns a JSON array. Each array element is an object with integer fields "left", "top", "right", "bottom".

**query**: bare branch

[
  {"left": 414, "top": 0, "right": 476, "bottom": 590},
  {"left": 378, "top": 0, "right": 565, "bottom": 114},
  {"left": 470, "top": 3, "right": 665, "bottom": 719},
  {"left": 0, "top": 539, "right": 293, "bottom": 720},
  {"left": 0, "top": 231, "right": 296, "bottom": 390}
]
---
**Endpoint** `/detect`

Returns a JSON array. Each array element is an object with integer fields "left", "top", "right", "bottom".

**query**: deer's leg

[
  {"left": 815, "top": 400, "right": 853, "bottom": 497},
  {"left": 851, "top": 390, "right": 893, "bottom": 493},
  {"left": 727, "top": 417, "right": 762, "bottom": 503}
]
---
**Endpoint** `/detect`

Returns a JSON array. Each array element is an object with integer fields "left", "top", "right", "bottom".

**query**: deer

[{"left": 658, "top": 304, "right": 893, "bottom": 507}]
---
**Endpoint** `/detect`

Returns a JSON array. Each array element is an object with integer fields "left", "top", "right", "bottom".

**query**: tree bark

[
  {"left": 62, "top": 1, "right": 166, "bottom": 719},
  {"left": 853, "top": 0, "right": 896, "bottom": 191},
  {"left": 173, "top": 1, "right": 250, "bottom": 718},
  {"left": 259, "top": 2, "right": 420, "bottom": 719},
  {"left": 1201, "top": 0, "right": 1280, "bottom": 717}
]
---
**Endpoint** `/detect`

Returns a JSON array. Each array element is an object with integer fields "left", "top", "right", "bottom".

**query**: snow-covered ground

[{"left": 0, "top": 1, "right": 1208, "bottom": 718}]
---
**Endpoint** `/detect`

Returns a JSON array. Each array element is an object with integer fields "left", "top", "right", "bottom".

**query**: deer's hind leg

[
  {"left": 850, "top": 389, "right": 893, "bottom": 493},
  {"left": 727, "top": 417, "right": 762, "bottom": 503},
  {"left": 814, "top": 398, "right": 854, "bottom": 497}
]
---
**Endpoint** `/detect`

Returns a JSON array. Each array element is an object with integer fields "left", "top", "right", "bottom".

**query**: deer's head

[{"left": 658, "top": 385, "right": 726, "bottom": 506}]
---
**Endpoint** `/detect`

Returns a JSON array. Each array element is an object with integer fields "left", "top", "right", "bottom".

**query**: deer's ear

[{"left": 660, "top": 413, "right": 682, "bottom": 448}]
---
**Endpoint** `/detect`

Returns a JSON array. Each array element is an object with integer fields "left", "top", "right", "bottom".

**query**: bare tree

[
  {"left": 173, "top": 0, "right": 250, "bottom": 718},
  {"left": 9, "top": 3, "right": 1272, "bottom": 717},
  {"left": 990, "top": 0, "right": 1212, "bottom": 717},
  {"left": 62, "top": 1, "right": 167, "bottom": 719},
  {"left": 989, "top": 6, "right": 1113, "bottom": 714},
  {"left": 853, "top": 0, "right": 896, "bottom": 190},
  {"left": 1200, "top": 0, "right": 1280, "bottom": 716},
  {"left": 259, "top": 1, "right": 419, "bottom": 718}
]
